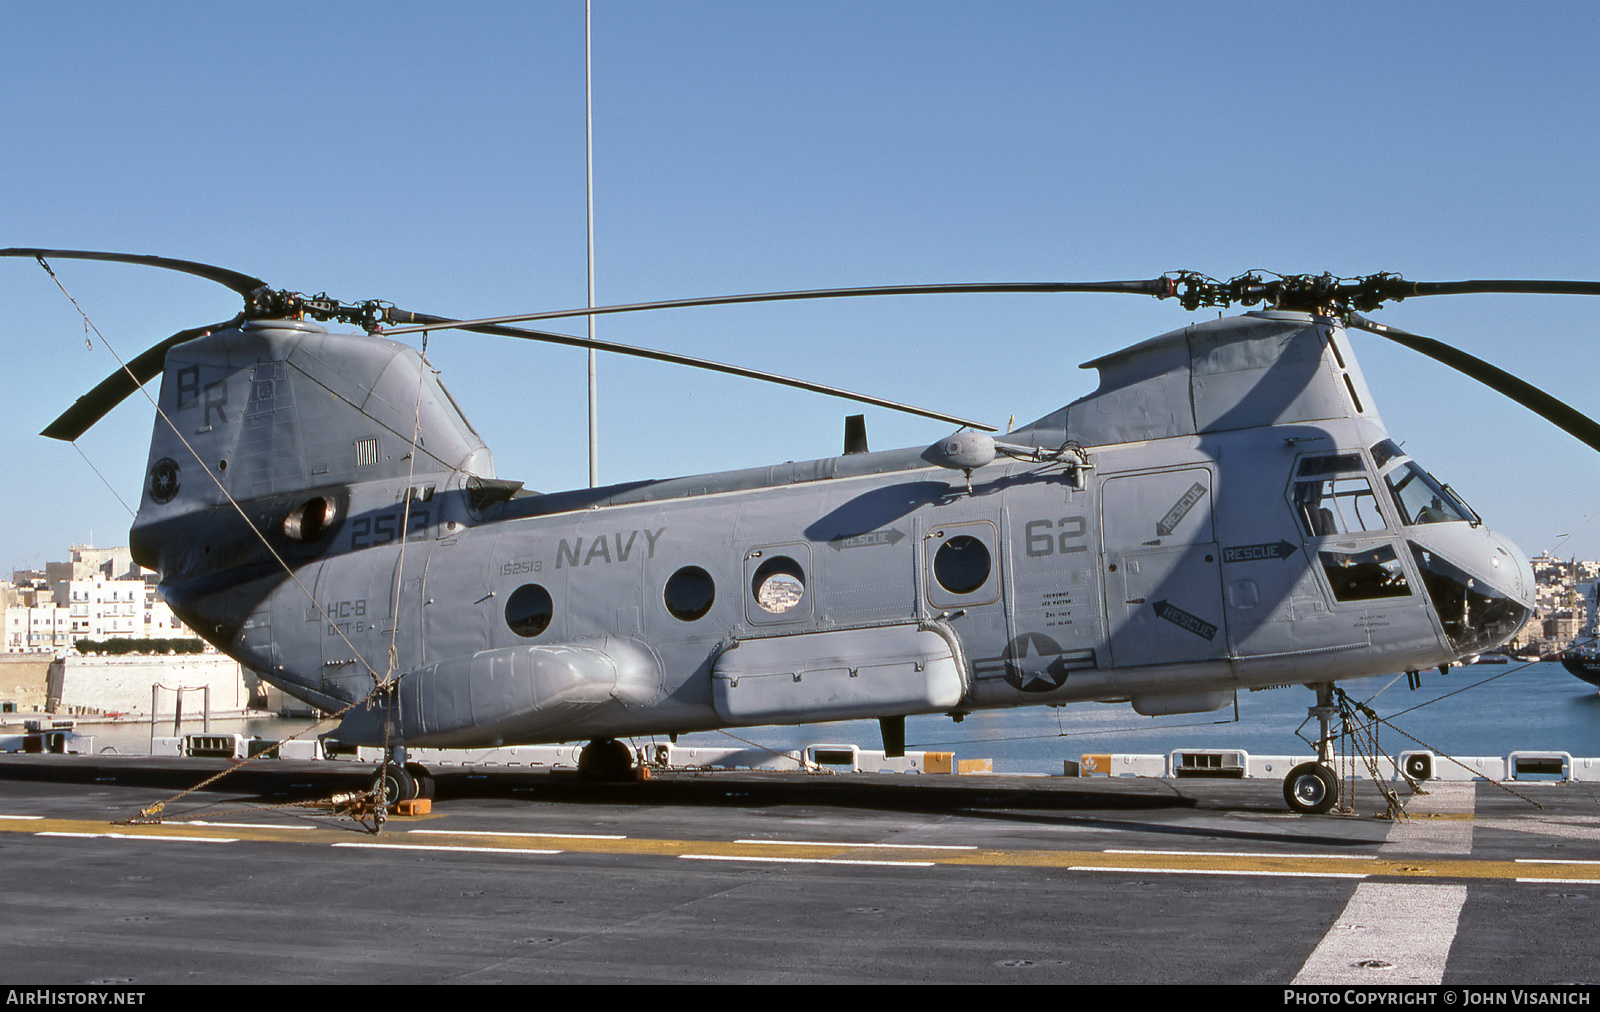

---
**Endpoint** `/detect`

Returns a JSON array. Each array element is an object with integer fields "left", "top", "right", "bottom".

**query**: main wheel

[
  {"left": 1282, "top": 762, "right": 1338, "bottom": 814},
  {"left": 578, "top": 739, "right": 635, "bottom": 780},
  {"left": 404, "top": 763, "right": 436, "bottom": 800},
  {"left": 371, "top": 765, "right": 418, "bottom": 804}
]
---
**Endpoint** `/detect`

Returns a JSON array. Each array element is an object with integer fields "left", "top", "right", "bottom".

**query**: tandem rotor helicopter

[{"left": 11, "top": 248, "right": 1600, "bottom": 814}]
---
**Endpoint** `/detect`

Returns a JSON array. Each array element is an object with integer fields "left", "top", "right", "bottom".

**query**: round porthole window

[
  {"left": 505, "top": 583, "right": 553, "bottom": 638},
  {"left": 751, "top": 556, "right": 806, "bottom": 615},
  {"left": 664, "top": 566, "right": 715, "bottom": 621},
  {"left": 933, "top": 534, "right": 991, "bottom": 595}
]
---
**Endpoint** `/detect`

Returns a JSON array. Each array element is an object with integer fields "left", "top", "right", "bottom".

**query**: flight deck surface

[{"left": 1, "top": 755, "right": 1596, "bottom": 986}]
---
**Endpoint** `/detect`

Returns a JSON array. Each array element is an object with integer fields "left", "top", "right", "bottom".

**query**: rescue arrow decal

[
  {"left": 826, "top": 528, "right": 906, "bottom": 551},
  {"left": 1151, "top": 600, "right": 1218, "bottom": 640},
  {"left": 1156, "top": 483, "right": 1207, "bottom": 536},
  {"left": 1222, "top": 541, "right": 1298, "bottom": 563}
]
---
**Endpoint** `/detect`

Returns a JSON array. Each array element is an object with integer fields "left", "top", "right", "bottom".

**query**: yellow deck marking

[
  {"left": 7, "top": 814, "right": 1599, "bottom": 882},
  {"left": 682, "top": 854, "right": 936, "bottom": 867},
  {"left": 409, "top": 828, "right": 625, "bottom": 840},
  {"left": 334, "top": 842, "right": 559, "bottom": 855},
  {"left": 734, "top": 837, "right": 978, "bottom": 850}
]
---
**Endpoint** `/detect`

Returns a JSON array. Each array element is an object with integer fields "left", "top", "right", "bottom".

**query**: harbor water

[
  {"left": 71, "top": 660, "right": 1600, "bottom": 776},
  {"left": 675, "top": 660, "right": 1600, "bottom": 774}
]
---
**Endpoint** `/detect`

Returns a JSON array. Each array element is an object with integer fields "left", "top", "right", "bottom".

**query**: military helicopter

[{"left": 11, "top": 248, "right": 1599, "bottom": 814}]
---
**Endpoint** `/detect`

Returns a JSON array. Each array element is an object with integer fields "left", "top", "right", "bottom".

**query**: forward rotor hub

[{"left": 1160, "top": 271, "right": 1416, "bottom": 315}]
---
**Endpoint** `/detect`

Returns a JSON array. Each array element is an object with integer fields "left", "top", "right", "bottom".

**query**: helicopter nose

[
  {"left": 1407, "top": 524, "right": 1534, "bottom": 657},
  {"left": 1488, "top": 531, "right": 1535, "bottom": 609}
]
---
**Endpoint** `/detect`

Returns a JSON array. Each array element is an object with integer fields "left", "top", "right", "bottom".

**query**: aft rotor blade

[
  {"left": 386, "top": 309, "right": 997, "bottom": 432},
  {"left": 382, "top": 279, "right": 1172, "bottom": 335},
  {"left": 1, "top": 248, "right": 267, "bottom": 299},
  {"left": 1346, "top": 313, "right": 1600, "bottom": 453},
  {"left": 42, "top": 318, "right": 243, "bottom": 441}
]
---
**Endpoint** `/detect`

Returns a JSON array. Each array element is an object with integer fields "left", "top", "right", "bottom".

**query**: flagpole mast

[{"left": 586, "top": 0, "right": 599, "bottom": 487}]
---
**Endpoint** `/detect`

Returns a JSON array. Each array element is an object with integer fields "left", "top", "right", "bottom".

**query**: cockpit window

[
  {"left": 1297, "top": 454, "right": 1364, "bottom": 477},
  {"left": 1294, "top": 476, "right": 1388, "bottom": 536},
  {"left": 1385, "top": 462, "right": 1470, "bottom": 526},
  {"left": 1410, "top": 543, "right": 1528, "bottom": 653},
  {"left": 1370, "top": 439, "right": 1404, "bottom": 469},
  {"left": 1319, "top": 545, "right": 1412, "bottom": 602}
]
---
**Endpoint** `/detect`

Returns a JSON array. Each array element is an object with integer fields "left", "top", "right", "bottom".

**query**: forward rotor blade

[
  {"left": 1345, "top": 313, "right": 1600, "bottom": 453},
  {"left": 1395, "top": 279, "right": 1600, "bottom": 300},
  {"left": 1, "top": 248, "right": 267, "bottom": 299},
  {"left": 385, "top": 309, "right": 997, "bottom": 432},
  {"left": 42, "top": 318, "right": 243, "bottom": 441},
  {"left": 382, "top": 279, "right": 1171, "bottom": 335}
]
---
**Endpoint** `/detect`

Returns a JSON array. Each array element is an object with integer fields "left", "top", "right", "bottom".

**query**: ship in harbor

[{"left": 1559, "top": 649, "right": 1600, "bottom": 688}]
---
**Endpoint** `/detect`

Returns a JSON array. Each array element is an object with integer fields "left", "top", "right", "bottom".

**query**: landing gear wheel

[
  {"left": 578, "top": 739, "right": 635, "bottom": 781},
  {"left": 404, "top": 763, "right": 436, "bottom": 800},
  {"left": 371, "top": 765, "right": 418, "bottom": 805},
  {"left": 1282, "top": 762, "right": 1338, "bottom": 815}
]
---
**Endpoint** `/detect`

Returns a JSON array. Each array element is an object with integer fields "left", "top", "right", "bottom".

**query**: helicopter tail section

[{"left": 128, "top": 318, "right": 494, "bottom": 639}]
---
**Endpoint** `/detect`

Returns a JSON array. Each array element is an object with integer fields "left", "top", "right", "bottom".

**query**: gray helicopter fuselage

[{"left": 129, "top": 311, "right": 1534, "bottom": 748}]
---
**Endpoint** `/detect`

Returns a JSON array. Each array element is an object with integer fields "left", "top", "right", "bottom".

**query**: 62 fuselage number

[{"left": 1023, "top": 516, "right": 1088, "bottom": 557}]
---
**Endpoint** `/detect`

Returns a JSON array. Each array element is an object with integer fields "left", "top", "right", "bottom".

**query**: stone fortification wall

[
  {"left": 46, "top": 654, "right": 249, "bottom": 716},
  {"left": 0, "top": 655, "right": 52, "bottom": 712}
]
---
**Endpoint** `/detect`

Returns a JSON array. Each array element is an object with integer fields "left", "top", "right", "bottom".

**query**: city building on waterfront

[
  {"left": 5, "top": 544, "right": 194, "bottom": 653},
  {"left": 1511, "top": 553, "right": 1598, "bottom": 657}
]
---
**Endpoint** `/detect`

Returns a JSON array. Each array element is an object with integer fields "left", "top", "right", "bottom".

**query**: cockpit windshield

[
  {"left": 1384, "top": 461, "right": 1471, "bottom": 526},
  {"left": 1371, "top": 442, "right": 1474, "bottom": 527}
]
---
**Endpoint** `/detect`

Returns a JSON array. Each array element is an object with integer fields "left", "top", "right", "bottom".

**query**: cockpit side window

[
  {"left": 1294, "top": 475, "right": 1387, "bottom": 537},
  {"left": 1297, "top": 454, "right": 1365, "bottom": 477},
  {"left": 1385, "top": 462, "right": 1470, "bottom": 526},
  {"left": 1319, "top": 545, "right": 1412, "bottom": 602}
]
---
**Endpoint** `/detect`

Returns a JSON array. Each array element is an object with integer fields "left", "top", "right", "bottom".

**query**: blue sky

[{"left": 3, "top": 1, "right": 1598, "bottom": 571}]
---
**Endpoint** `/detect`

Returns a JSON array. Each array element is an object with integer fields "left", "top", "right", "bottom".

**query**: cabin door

[{"left": 1100, "top": 467, "right": 1228, "bottom": 668}]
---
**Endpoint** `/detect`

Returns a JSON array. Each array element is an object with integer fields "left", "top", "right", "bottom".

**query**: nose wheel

[
  {"left": 1282, "top": 761, "right": 1339, "bottom": 814},
  {"left": 1282, "top": 682, "right": 1343, "bottom": 815}
]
